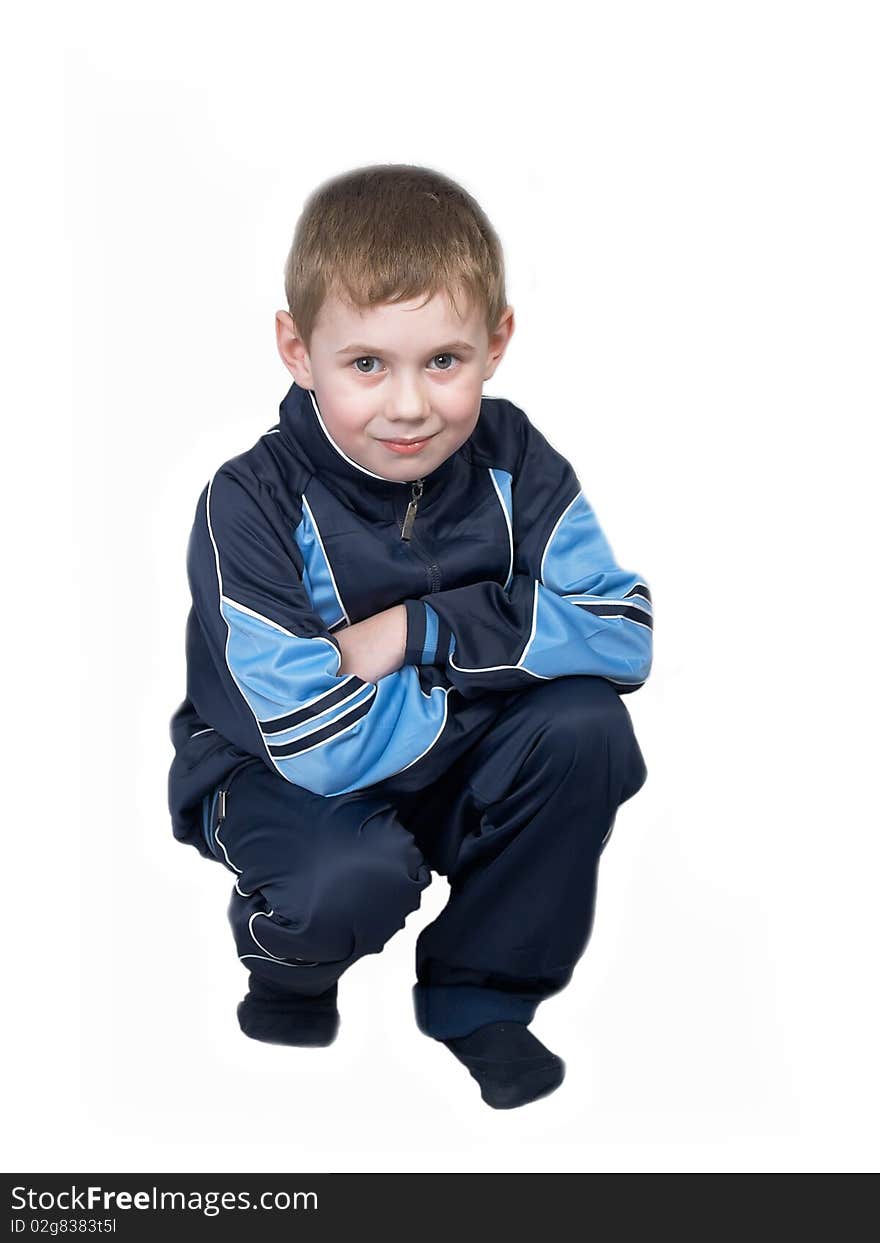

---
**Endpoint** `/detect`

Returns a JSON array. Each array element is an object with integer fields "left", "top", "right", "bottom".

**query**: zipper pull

[{"left": 400, "top": 479, "right": 424, "bottom": 541}]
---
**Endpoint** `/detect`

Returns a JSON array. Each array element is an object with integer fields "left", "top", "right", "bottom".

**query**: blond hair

[{"left": 283, "top": 164, "right": 507, "bottom": 351}]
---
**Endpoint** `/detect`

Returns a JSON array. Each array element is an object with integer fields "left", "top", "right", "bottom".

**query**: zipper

[
  {"left": 400, "top": 479, "right": 424, "bottom": 541},
  {"left": 205, "top": 755, "right": 261, "bottom": 855},
  {"left": 215, "top": 756, "right": 262, "bottom": 830},
  {"left": 398, "top": 479, "right": 442, "bottom": 593},
  {"left": 201, "top": 792, "right": 218, "bottom": 854},
  {"left": 204, "top": 756, "right": 262, "bottom": 857}
]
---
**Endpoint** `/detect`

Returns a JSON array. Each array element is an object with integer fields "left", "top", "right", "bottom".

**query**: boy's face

[{"left": 276, "top": 289, "right": 514, "bottom": 481}]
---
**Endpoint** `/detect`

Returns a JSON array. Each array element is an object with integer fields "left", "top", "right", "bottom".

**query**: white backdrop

[{"left": 3, "top": 0, "right": 878, "bottom": 1173}]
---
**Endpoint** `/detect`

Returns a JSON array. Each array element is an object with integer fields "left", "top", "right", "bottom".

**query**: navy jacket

[{"left": 168, "top": 380, "right": 653, "bottom": 857}]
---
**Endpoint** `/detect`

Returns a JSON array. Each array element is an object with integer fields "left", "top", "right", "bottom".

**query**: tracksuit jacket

[{"left": 167, "top": 380, "right": 653, "bottom": 859}]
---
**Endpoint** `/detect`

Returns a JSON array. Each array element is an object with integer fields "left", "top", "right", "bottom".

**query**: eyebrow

[{"left": 335, "top": 340, "right": 477, "bottom": 357}]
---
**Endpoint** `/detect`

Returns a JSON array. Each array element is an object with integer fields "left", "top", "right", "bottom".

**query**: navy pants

[{"left": 202, "top": 675, "right": 648, "bottom": 1040}]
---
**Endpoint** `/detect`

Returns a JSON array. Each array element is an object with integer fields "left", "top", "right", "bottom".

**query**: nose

[{"left": 384, "top": 377, "right": 432, "bottom": 426}]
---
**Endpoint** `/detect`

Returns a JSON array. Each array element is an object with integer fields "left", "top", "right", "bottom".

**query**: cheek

[
  {"left": 442, "top": 395, "right": 482, "bottom": 438},
  {"left": 436, "top": 380, "right": 482, "bottom": 419},
  {"left": 325, "top": 399, "right": 373, "bottom": 441}
]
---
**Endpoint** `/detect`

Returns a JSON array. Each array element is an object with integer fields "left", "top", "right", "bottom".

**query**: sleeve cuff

[
  {"left": 403, "top": 599, "right": 427, "bottom": 665},
  {"left": 403, "top": 599, "right": 453, "bottom": 666}
]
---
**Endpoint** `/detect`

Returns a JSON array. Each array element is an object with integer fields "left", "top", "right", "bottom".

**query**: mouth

[{"left": 378, "top": 433, "right": 437, "bottom": 453}]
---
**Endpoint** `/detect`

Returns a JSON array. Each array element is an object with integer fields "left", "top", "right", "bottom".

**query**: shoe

[
  {"left": 236, "top": 976, "right": 340, "bottom": 1047},
  {"left": 441, "top": 1020, "right": 565, "bottom": 1109}
]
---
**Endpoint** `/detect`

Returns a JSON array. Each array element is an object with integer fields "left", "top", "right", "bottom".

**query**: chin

[{"left": 379, "top": 454, "right": 431, "bottom": 474}]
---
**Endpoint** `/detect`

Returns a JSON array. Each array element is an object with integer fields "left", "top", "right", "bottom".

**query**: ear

[
  {"left": 483, "top": 305, "right": 515, "bottom": 381},
  {"left": 275, "top": 311, "right": 315, "bottom": 387}
]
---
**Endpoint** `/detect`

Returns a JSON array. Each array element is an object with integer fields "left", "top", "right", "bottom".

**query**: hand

[{"left": 335, "top": 603, "right": 407, "bottom": 683}]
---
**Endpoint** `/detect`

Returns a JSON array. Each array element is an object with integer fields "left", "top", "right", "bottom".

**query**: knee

[
  {"left": 269, "top": 813, "right": 430, "bottom": 955},
  {"left": 532, "top": 676, "right": 642, "bottom": 764},
  {"left": 529, "top": 678, "right": 648, "bottom": 810}
]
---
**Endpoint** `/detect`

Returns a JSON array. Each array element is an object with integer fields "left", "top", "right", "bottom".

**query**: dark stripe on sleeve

[
  {"left": 267, "top": 686, "right": 378, "bottom": 757},
  {"left": 574, "top": 601, "right": 653, "bottom": 629},
  {"left": 258, "top": 675, "right": 370, "bottom": 734}
]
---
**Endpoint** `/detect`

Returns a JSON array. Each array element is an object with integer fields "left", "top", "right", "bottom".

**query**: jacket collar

[{"left": 277, "top": 379, "right": 461, "bottom": 499}]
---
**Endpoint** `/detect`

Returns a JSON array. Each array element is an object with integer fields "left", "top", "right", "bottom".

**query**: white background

[{"left": 3, "top": 0, "right": 877, "bottom": 1173}]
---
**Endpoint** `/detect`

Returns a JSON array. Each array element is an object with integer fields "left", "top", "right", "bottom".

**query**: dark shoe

[
  {"left": 236, "top": 976, "right": 340, "bottom": 1047},
  {"left": 442, "top": 1021, "right": 565, "bottom": 1109}
]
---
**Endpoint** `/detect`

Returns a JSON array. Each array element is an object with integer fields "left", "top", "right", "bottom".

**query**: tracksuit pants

[{"left": 201, "top": 674, "right": 648, "bottom": 1040}]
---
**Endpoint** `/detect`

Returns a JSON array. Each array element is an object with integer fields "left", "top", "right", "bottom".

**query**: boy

[{"left": 167, "top": 163, "right": 652, "bottom": 1109}]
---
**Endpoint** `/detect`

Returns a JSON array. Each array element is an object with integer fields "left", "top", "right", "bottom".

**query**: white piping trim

[
  {"left": 212, "top": 807, "right": 256, "bottom": 898},
  {"left": 487, "top": 468, "right": 514, "bottom": 590},
  {"left": 248, "top": 910, "right": 320, "bottom": 966},
  {"left": 249, "top": 909, "right": 285, "bottom": 959},
  {"left": 220, "top": 595, "right": 296, "bottom": 636},
  {"left": 238, "top": 954, "right": 320, "bottom": 968}
]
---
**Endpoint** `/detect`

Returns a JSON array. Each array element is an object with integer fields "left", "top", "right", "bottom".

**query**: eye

[
  {"left": 429, "top": 353, "right": 460, "bottom": 371},
  {"left": 353, "top": 356, "right": 381, "bottom": 375}
]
